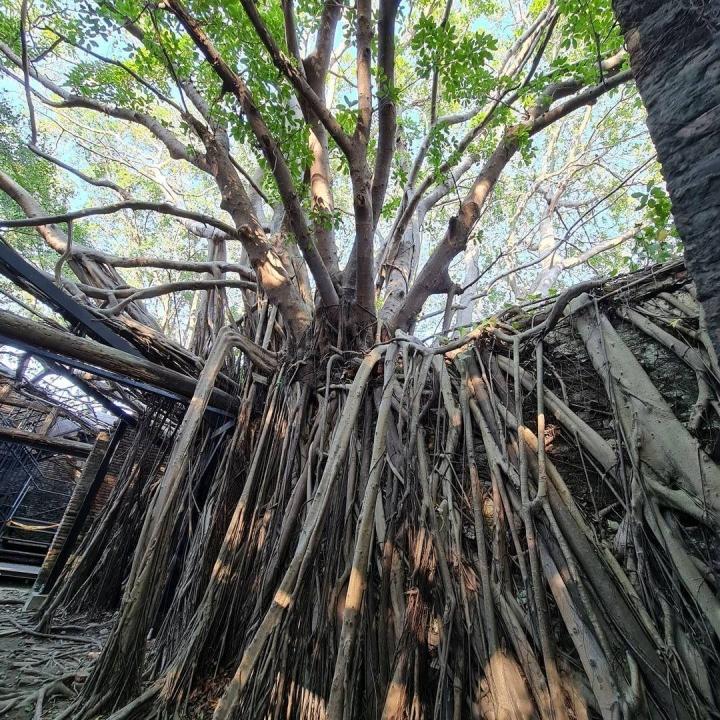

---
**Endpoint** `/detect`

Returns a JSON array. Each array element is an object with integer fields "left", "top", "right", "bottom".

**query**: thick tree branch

[
  {"left": 339, "top": 0, "right": 378, "bottom": 317},
  {"left": 29, "top": 144, "right": 130, "bottom": 200},
  {"left": 92, "top": 278, "right": 256, "bottom": 317},
  {"left": 421, "top": 226, "right": 644, "bottom": 330},
  {"left": 385, "top": 96, "right": 514, "bottom": 269},
  {"left": 0, "top": 41, "right": 207, "bottom": 171},
  {"left": 306, "top": 1, "right": 343, "bottom": 76},
  {"left": 0, "top": 201, "right": 241, "bottom": 238},
  {"left": 390, "top": 66, "right": 632, "bottom": 331},
  {"left": 164, "top": 0, "right": 339, "bottom": 312},
  {"left": 303, "top": 0, "right": 343, "bottom": 279},
  {"left": 354, "top": 0, "right": 373, "bottom": 148},
  {"left": 281, "top": 0, "right": 303, "bottom": 66},
  {"left": 117, "top": 11, "right": 318, "bottom": 338},
  {"left": 0, "top": 172, "right": 160, "bottom": 328},
  {"left": 19, "top": 0, "right": 37, "bottom": 144},
  {"left": 44, "top": 28, "right": 187, "bottom": 118},
  {"left": 371, "top": 0, "right": 400, "bottom": 229},
  {"left": 236, "top": 0, "right": 354, "bottom": 159},
  {"left": 429, "top": 0, "right": 454, "bottom": 127},
  {"left": 122, "top": 68, "right": 309, "bottom": 338},
  {"left": 386, "top": 10, "right": 593, "bottom": 268},
  {"left": 378, "top": 154, "right": 478, "bottom": 322},
  {"left": 74, "top": 253, "right": 255, "bottom": 281}
]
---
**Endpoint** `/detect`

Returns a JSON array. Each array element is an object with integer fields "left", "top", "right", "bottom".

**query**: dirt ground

[{"left": 0, "top": 581, "right": 107, "bottom": 719}]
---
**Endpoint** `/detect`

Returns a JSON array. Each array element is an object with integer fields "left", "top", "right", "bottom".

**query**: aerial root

[{"left": 44, "top": 321, "right": 720, "bottom": 720}]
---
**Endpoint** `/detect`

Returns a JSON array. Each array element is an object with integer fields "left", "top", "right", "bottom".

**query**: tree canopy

[{"left": 0, "top": 0, "right": 678, "bottom": 351}]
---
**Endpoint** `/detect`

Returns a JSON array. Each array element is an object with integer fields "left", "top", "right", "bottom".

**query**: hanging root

[{"left": 46, "top": 274, "right": 720, "bottom": 720}]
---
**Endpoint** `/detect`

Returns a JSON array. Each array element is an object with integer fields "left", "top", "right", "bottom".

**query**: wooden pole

[
  {"left": 0, "top": 309, "right": 237, "bottom": 412},
  {"left": 33, "top": 430, "right": 112, "bottom": 594},
  {"left": 0, "top": 426, "right": 92, "bottom": 456},
  {"left": 39, "top": 423, "right": 127, "bottom": 595}
]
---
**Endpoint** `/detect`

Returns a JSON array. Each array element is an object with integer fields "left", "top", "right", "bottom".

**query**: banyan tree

[{"left": 0, "top": 1, "right": 718, "bottom": 719}]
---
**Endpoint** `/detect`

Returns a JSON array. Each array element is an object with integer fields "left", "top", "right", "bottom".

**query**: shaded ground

[
  {"left": 0, "top": 582, "right": 222, "bottom": 719},
  {"left": 0, "top": 582, "right": 106, "bottom": 719}
]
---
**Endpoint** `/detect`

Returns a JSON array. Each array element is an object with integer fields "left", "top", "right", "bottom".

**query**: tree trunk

[{"left": 613, "top": 0, "right": 720, "bottom": 355}]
